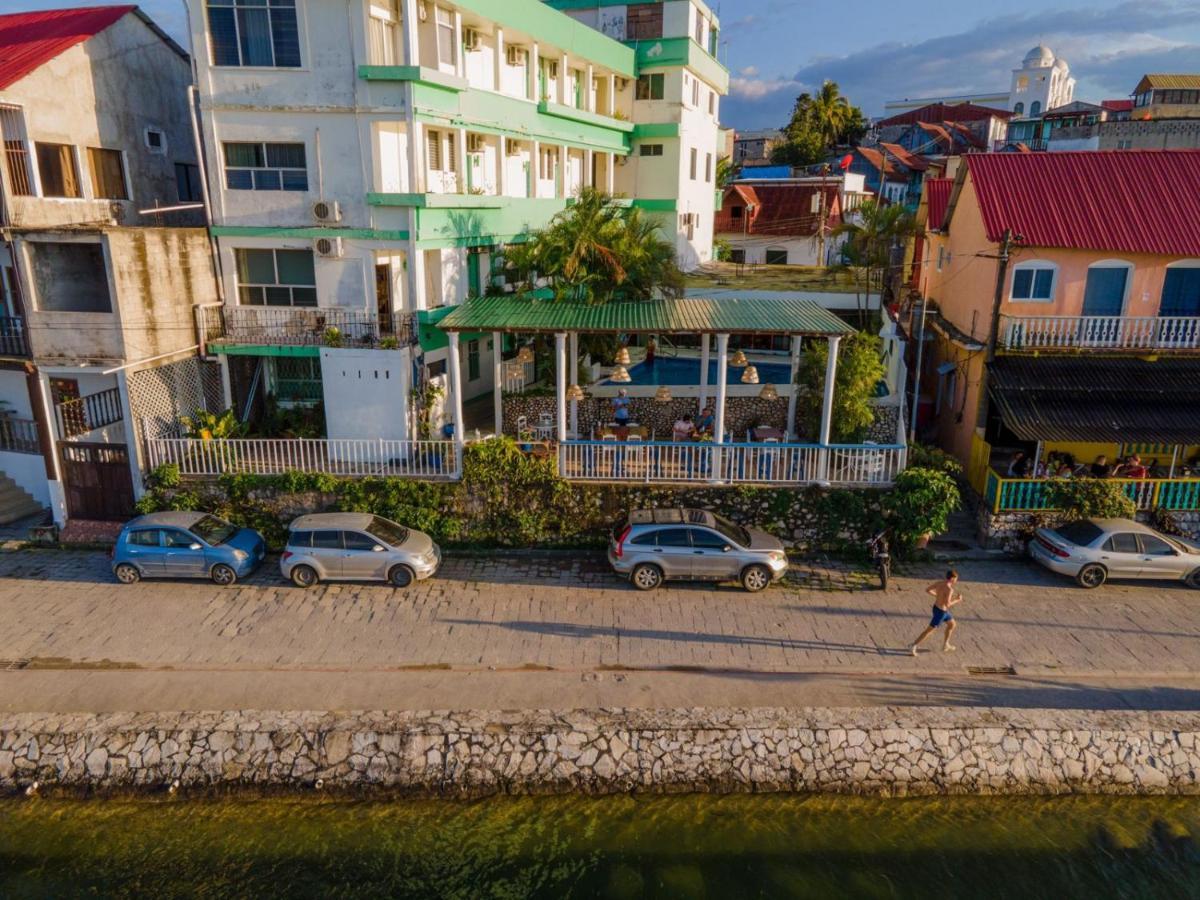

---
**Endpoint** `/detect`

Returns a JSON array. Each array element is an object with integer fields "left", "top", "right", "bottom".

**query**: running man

[{"left": 910, "top": 569, "right": 963, "bottom": 655}]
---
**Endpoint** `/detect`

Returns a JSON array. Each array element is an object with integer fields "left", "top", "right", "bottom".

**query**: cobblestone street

[{"left": 2, "top": 549, "right": 1199, "bottom": 712}]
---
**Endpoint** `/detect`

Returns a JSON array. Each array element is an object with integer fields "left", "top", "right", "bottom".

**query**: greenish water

[{"left": 2, "top": 794, "right": 1199, "bottom": 899}]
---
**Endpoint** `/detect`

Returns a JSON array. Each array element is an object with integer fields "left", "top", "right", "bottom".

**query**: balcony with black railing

[
  {"left": 0, "top": 316, "right": 30, "bottom": 357},
  {"left": 201, "top": 306, "right": 417, "bottom": 350}
]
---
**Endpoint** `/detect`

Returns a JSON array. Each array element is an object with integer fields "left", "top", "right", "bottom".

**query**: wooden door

[{"left": 59, "top": 441, "right": 135, "bottom": 521}]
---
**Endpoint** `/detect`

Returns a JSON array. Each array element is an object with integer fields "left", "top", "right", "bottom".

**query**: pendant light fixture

[
  {"left": 741, "top": 365, "right": 760, "bottom": 384},
  {"left": 609, "top": 365, "right": 631, "bottom": 383},
  {"left": 729, "top": 349, "right": 748, "bottom": 367},
  {"left": 614, "top": 346, "right": 631, "bottom": 366},
  {"left": 516, "top": 345, "right": 534, "bottom": 364},
  {"left": 654, "top": 385, "right": 672, "bottom": 402},
  {"left": 758, "top": 383, "right": 779, "bottom": 400},
  {"left": 566, "top": 383, "right": 585, "bottom": 402}
]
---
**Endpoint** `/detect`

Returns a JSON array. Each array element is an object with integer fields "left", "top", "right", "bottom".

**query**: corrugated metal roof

[
  {"left": 988, "top": 356, "right": 1200, "bottom": 443},
  {"left": 717, "top": 183, "right": 841, "bottom": 237},
  {"left": 0, "top": 5, "right": 134, "bottom": 90},
  {"left": 1135, "top": 74, "right": 1200, "bottom": 92},
  {"left": 925, "top": 178, "right": 953, "bottom": 231},
  {"left": 878, "top": 102, "right": 1011, "bottom": 128},
  {"left": 437, "top": 296, "right": 854, "bottom": 335},
  {"left": 964, "top": 150, "right": 1200, "bottom": 255}
]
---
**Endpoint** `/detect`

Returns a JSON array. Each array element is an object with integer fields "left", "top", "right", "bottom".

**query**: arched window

[
  {"left": 1013, "top": 102, "right": 1024, "bottom": 115},
  {"left": 1030, "top": 100, "right": 1042, "bottom": 116},
  {"left": 1162, "top": 260, "right": 1200, "bottom": 317},
  {"left": 1009, "top": 260, "right": 1057, "bottom": 302}
]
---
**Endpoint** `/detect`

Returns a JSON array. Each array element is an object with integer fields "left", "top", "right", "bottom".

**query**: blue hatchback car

[{"left": 112, "top": 512, "right": 266, "bottom": 585}]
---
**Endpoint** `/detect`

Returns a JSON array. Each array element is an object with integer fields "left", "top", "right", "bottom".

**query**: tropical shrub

[
  {"left": 886, "top": 467, "right": 961, "bottom": 547},
  {"left": 797, "top": 331, "right": 886, "bottom": 442},
  {"left": 1043, "top": 477, "right": 1136, "bottom": 520}
]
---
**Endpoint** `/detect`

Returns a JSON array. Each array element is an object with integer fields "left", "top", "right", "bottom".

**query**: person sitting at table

[
  {"left": 611, "top": 389, "right": 631, "bottom": 427},
  {"left": 673, "top": 414, "right": 697, "bottom": 441},
  {"left": 1007, "top": 451, "right": 1030, "bottom": 478},
  {"left": 1090, "top": 454, "right": 1111, "bottom": 478},
  {"left": 1123, "top": 454, "right": 1149, "bottom": 479},
  {"left": 696, "top": 403, "right": 715, "bottom": 435}
]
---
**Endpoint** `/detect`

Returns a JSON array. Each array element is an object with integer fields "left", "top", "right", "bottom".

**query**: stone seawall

[{"left": 3, "top": 708, "right": 1198, "bottom": 796}]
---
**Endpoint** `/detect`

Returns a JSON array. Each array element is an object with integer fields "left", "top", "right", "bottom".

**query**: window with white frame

[
  {"left": 223, "top": 141, "right": 307, "bottom": 190},
  {"left": 207, "top": 0, "right": 301, "bottom": 68},
  {"left": 435, "top": 6, "right": 456, "bottom": 69},
  {"left": 367, "top": 0, "right": 400, "bottom": 66},
  {"left": 1010, "top": 261, "right": 1057, "bottom": 302},
  {"left": 235, "top": 248, "right": 316, "bottom": 306}
]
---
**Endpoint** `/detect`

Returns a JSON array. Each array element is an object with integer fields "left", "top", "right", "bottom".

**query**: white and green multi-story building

[{"left": 186, "top": 0, "right": 727, "bottom": 437}]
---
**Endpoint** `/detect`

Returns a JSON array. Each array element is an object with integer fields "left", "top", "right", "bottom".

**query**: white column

[
  {"left": 606, "top": 152, "right": 615, "bottom": 193},
  {"left": 408, "top": 243, "right": 427, "bottom": 311},
  {"left": 714, "top": 333, "right": 729, "bottom": 444},
  {"left": 452, "top": 10, "right": 464, "bottom": 78},
  {"left": 529, "top": 43, "right": 539, "bottom": 101},
  {"left": 698, "top": 333, "right": 710, "bottom": 412},
  {"left": 454, "top": 128, "right": 468, "bottom": 192},
  {"left": 35, "top": 373, "right": 66, "bottom": 526},
  {"left": 555, "top": 331, "right": 568, "bottom": 442},
  {"left": 559, "top": 54, "right": 569, "bottom": 104},
  {"left": 409, "top": 120, "right": 425, "bottom": 195},
  {"left": 494, "top": 28, "right": 504, "bottom": 90},
  {"left": 785, "top": 335, "right": 802, "bottom": 440},
  {"left": 559, "top": 145, "right": 568, "bottom": 198},
  {"left": 492, "top": 330, "right": 504, "bottom": 437},
  {"left": 585, "top": 149, "right": 594, "bottom": 190},
  {"left": 569, "top": 331, "right": 579, "bottom": 437},
  {"left": 818, "top": 335, "right": 841, "bottom": 446},
  {"left": 401, "top": 0, "right": 419, "bottom": 66},
  {"left": 447, "top": 332, "right": 465, "bottom": 452},
  {"left": 497, "top": 136, "right": 508, "bottom": 196},
  {"left": 218, "top": 353, "right": 233, "bottom": 411},
  {"left": 530, "top": 139, "right": 540, "bottom": 198},
  {"left": 608, "top": 74, "right": 616, "bottom": 116}
]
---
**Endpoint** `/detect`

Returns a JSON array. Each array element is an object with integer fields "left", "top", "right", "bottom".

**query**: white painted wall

[{"left": 320, "top": 347, "right": 410, "bottom": 444}]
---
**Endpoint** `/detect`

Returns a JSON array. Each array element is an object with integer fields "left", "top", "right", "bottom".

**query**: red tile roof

[
  {"left": 717, "top": 183, "right": 841, "bottom": 236},
  {"left": 925, "top": 178, "right": 953, "bottom": 231},
  {"left": 879, "top": 102, "right": 1011, "bottom": 127},
  {"left": 0, "top": 5, "right": 134, "bottom": 90},
  {"left": 963, "top": 150, "right": 1200, "bottom": 255}
]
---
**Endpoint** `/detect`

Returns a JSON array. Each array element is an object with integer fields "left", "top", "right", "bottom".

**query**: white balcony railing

[
  {"left": 146, "top": 438, "right": 461, "bottom": 479},
  {"left": 558, "top": 441, "right": 906, "bottom": 486},
  {"left": 1002, "top": 315, "right": 1200, "bottom": 351}
]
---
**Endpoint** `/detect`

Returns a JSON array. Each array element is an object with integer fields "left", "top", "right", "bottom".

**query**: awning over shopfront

[{"left": 988, "top": 356, "right": 1200, "bottom": 444}]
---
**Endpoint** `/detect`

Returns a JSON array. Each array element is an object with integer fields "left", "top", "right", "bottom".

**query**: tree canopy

[
  {"left": 771, "top": 81, "right": 868, "bottom": 167},
  {"left": 503, "top": 188, "right": 684, "bottom": 304}
]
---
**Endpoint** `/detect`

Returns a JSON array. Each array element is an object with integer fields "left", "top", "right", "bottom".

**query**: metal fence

[
  {"left": 984, "top": 469, "right": 1200, "bottom": 512},
  {"left": 559, "top": 440, "right": 907, "bottom": 486},
  {"left": 201, "top": 306, "right": 415, "bottom": 349},
  {"left": 1001, "top": 315, "right": 1200, "bottom": 351},
  {"left": 0, "top": 417, "right": 40, "bottom": 454},
  {"left": 145, "top": 437, "right": 461, "bottom": 479}
]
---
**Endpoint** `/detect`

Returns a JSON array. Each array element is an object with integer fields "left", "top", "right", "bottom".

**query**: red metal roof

[
  {"left": 0, "top": 5, "right": 134, "bottom": 89},
  {"left": 963, "top": 150, "right": 1200, "bottom": 255},
  {"left": 879, "top": 102, "right": 1011, "bottom": 128},
  {"left": 925, "top": 178, "right": 952, "bottom": 231},
  {"left": 879, "top": 142, "right": 929, "bottom": 171},
  {"left": 717, "top": 183, "right": 841, "bottom": 237},
  {"left": 1101, "top": 99, "right": 1134, "bottom": 112}
]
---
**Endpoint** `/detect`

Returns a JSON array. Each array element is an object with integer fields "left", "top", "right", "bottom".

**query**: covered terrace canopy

[{"left": 436, "top": 295, "right": 854, "bottom": 448}]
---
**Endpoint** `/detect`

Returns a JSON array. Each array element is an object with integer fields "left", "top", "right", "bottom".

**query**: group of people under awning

[{"left": 1005, "top": 449, "right": 1194, "bottom": 480}]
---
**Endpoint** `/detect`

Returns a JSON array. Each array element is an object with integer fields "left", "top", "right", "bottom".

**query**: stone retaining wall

[
  {"left": 3, "top": 708, "right": 1197, "bottom": 796},
  {"left": 977, "top": 506, "right": 1200, "bottom": 553}
]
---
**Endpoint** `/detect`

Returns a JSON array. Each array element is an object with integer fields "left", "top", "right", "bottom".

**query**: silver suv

[
  {"left": 608, "top": 508, "right": 788, "bottom": 592},
  {"left": 281, "top": 513, "right": 441, "bottom": 588}
]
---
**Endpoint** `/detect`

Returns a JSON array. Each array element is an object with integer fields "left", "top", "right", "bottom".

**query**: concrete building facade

[
  {"left": 0, "top": 6, "right": 218, "bottom": 525},
  {"left": 188, "top": 0, "right": 727, "bottom": 437}
]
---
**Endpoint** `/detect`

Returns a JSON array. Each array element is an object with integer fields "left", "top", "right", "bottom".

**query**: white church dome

[{"left": 1023, "top": 44, "right": 1055, "bottom": 66}]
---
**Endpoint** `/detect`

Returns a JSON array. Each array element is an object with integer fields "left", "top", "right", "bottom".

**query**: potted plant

[{"left": 887, "top": 467, "right": 960, "bottom": 550}]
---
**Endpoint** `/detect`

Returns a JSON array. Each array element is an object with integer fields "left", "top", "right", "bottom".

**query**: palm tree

[
  {"left": 809, "top": 80, "right": 853, "bottom": 147},
  {"left": 715, "top": 156, "right": 738, "bottom": 188},
  {"left": 504, "top": 188, "right": 682, "bottom": 304},
  {"left": 833, "top": 199, "right": 918, "bottom": 315}
]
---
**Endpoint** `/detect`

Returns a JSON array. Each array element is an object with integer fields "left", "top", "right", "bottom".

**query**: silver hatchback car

[
  {"left": 281, "top": 513, "right": 441, "bottom": 588},
  {"left": 1031, "top": 517, "right": 1200, "bottom": 589},
  {"left": 608, "top": 508, "right": 788, "bottom": 592}
]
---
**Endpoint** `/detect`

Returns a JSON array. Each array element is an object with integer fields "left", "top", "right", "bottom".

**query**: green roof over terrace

[{"left": 436, "top": 295, "right": 854, "bottom": 335}]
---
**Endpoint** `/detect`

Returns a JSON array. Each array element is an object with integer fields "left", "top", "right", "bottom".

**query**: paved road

[{"left": 2, "top": 549, "right": 1199, "bottom": 712}]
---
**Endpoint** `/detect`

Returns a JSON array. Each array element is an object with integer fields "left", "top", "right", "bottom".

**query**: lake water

[{"left": 2, "top": 793, "right": 1198, "bottom": 898}]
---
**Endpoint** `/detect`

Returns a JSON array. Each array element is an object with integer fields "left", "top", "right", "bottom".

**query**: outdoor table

[{"left": 751, "top": 427, "right": 784, "bottom": 442}]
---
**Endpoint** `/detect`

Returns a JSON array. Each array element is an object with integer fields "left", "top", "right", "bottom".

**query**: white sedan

[{"left": 1030, "top": 517, "right": 1200, "bottom": 589}]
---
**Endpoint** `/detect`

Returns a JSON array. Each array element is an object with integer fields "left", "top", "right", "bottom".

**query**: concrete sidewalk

[{"left": 1, "top": 549, "right": 1198, "bottom": 713}]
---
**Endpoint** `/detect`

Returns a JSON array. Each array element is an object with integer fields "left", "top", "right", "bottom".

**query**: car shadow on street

[{"left": 438, "top": 618, "right": 914, "bottom": 656}]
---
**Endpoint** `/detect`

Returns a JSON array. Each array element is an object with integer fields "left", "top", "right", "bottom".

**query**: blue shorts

[{"left": 930, "top": 606, "right": 954, "bottom": 628}]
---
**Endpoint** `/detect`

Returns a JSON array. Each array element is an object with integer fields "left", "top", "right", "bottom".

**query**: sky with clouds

[
  {"left": 721, "top": 0, "right": 1200, "bottom": 128},
  {"left": 9, "top": 0, "right": 1200, "bottom": 129}
]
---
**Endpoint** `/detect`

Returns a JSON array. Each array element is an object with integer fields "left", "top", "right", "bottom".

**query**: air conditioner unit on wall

[
  {"left": 463, "top": 27, "right": 481, "bottom": 51},
  {"left": 467, "top": 134, "right": 486, "bottom": 153},
  {"left": 314, "top": 236, "right": 343, "bottom": 259},
  {"left": 311, "top": 199, "right": 342, "bottom": 224},
  {"left": 506, "top": 45, "right": 527, "bottom": 66}
]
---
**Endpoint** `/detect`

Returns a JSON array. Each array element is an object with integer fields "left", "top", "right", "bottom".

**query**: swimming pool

[{"left": 604, "top": 356, "right": 793, "bottom": 386}]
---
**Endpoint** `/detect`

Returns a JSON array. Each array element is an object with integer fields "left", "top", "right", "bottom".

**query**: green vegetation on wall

[{"left": 137, "top": 440, "right": 954, "bottom": 556}]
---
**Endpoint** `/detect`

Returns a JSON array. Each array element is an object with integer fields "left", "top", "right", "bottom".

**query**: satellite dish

[{"left": 839, "top": 153, "right": 854, "bottom": 170}]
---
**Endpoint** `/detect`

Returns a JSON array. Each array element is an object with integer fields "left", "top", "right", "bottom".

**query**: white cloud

[{"left": 729, "top": 74, "right": 805, "bottom": 100}]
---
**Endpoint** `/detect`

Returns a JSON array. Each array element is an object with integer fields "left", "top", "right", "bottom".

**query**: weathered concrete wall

[{"left": 2, "top": 708, "right": 1197, "bottom": 796}]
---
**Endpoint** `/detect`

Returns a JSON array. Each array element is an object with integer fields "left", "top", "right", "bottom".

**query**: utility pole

[{"left": 984, "top": 228, "right": 1017, "bottom": 364}]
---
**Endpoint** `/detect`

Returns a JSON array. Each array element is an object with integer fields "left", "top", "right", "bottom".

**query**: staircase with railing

[{"left": 54, "top": 387, "right": 123, "bottom": 439}]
